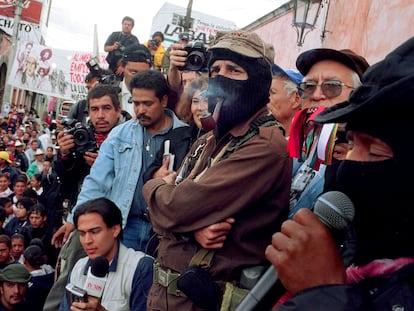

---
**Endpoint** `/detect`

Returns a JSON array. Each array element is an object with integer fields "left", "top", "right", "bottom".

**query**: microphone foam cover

[{"left": 90, "top": 256, "right": 109, "bottom": 277}]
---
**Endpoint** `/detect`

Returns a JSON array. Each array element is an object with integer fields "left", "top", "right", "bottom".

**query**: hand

[
  {"left": 51, "top": 222, "right": 75, "bottom": 248},
  {"left": 265, "top": 208, "right": 346, "bottom": 295},
  {"left": 71, "top": 295, "right": 106, "bottom": 311},
  {"left": 194, "top": 218, "right": 235, "bottom": 249},
  {"left": 57, "top": 130, "right": 75, "bottom": 156},
  {"left": 113, "top": 41, "right": 120, "bottom": 51},
  {"left": 169, "top": 43, "right": 188, "bottom": 71},
  {"left": 162, "top": 171, "right": 177, "bottom": 185},
  {"left": 115, "top": 65, "right": 124, "bottom": 76},
  {"left": 152, "top": 156, "right": 174, "bottom": 179},
  {"left": 83, "top": 150, "right": 99, "bottom": 167}
]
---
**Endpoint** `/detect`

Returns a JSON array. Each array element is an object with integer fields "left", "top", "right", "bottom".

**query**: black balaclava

[
  {"left": 204, "top": 48, "right": 272, "bottom": 138},
  {"left": 335, "top": 117, "right": 414, "bottom": 266},
  {"left": 314, "top": 36, "right": 414, "bottom": 265}
]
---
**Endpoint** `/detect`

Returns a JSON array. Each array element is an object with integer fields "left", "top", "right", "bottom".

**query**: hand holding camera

[
  {"left": 177, "top": 41, "right": 208, "bottom": 72},
  {"left": 148, "top": 39, "right": 159, "bottom": 51},
  {"left": 60, "top": 118, "right": 99, "bottom": 155},
  {"left": 113, "top": 41, "right": 125, "bottom": 53}
]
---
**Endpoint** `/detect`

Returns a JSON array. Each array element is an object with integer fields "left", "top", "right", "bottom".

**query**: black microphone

[
  {"left": 83, "top": 256, "right": 109, "bottom": 298},
  {"left": 235, "top": 191, "right": 355, "bottom": 311}
]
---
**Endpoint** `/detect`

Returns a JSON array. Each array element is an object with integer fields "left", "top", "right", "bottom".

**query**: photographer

[
  {"left": 44, "top": 85, "right": 129, "bottom": 311},
  {"left": 144, "top": 31, "right": 166, "bottom": 71},
  {"left": 104, "top": 16, "right": 139, "bottom": 79},
  {"left": 66, "top": 71, "right": 100, "bottom": 124},
  {"left": 54, "top": 84, "right": 128, "bottom": 207},
  {"left": 68, "top": 58, "right": 131, "bottom": 126}
]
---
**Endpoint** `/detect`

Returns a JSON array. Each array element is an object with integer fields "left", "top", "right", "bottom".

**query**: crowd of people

[{"left": 0, "top": 13, "right": 412, "bottom": 311}]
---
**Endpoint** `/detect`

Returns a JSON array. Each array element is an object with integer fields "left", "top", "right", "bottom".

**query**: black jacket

[
  {"left": 274, "top": 262, "right": 414, "bottom": 311},
  {"left": 143, "top": 124, "right": 205, "bottom": 183}
]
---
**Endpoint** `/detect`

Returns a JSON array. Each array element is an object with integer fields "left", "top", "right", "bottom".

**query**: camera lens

[
  {"left": 73, "top": 129, "right": 89, "bottom": 146},
  {"left": 186, "top": 51, "right": 206, "bottom": 71}
]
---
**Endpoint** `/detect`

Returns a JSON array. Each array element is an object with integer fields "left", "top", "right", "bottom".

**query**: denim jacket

[{"left": 67, "top": 109, "right": 187, "bottom": 229}]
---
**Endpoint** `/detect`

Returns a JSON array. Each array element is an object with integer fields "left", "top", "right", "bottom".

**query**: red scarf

[{"left": 94, "top": 132, "right": 108, "bottom": 147}]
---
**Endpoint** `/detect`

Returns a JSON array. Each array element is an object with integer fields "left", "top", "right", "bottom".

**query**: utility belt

[
  {"left": 153, "top": 250, "right": 267, "bottom": 311},
  {"left": 153, "top": 261, "right": 185, "bottom": 297}
]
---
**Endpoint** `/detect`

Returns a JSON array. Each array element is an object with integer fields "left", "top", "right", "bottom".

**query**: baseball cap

[
  {"left": 179, "top": 32, "right": 190, "bottom": 41},
  {"left": 7, "top": 141, "right": 15, "bottom": 147},
  {"left": 0, "top": 151, "right": 12, "bottom": 163},
  {"left": 0, "top": 264, "right": 31, "bottom": 283},
  {"left": 122, "top": 44, "right": 152, "bottom": 65},
  {"left": 296, "top": 48, "right": 369, "bottom": 79},
  {"left": 272, "top": 64, "right": 303, "bottom": 86},
  {"left": 209, "top": 31, "right": 275, "bottom": 65}
]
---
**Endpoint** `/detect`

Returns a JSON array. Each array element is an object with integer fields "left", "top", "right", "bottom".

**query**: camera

[
  {"left": 178, "top": 41, "right": 208, "bottom": 72},
  {"left": 86, "top": 57, "right": 120, "bottom": 88},
  {"left": 149, "top": 39, "right": 159, "bottom": 47},
  {"left": 61, "top": 118, "right": 98, "bottom": 154},
  {"left": 118, "top": 44, "right": 126, "bottom": 53},
  {"left": 65, "top": 283, "right": 88, "bottom": 303}
]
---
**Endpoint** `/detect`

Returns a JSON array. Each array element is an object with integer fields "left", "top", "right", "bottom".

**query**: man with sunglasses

[{"left": 288, "top": 48, "right": 369, "bottom": 218}]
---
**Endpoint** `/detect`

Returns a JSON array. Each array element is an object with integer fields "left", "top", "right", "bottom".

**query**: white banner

[{"left": 7, "top": 42, "right": 108, "bottom": 101}]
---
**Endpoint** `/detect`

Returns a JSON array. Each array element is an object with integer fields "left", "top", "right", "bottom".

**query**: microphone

[
  {"left": 235, "top": 191, "right": 355, "bottom": 311},
  {"left": 313, "top": 190, "right": 354, "bottom": 230},
  {"left": 83, "top": 256, "right": 109, "bottom": 298}
]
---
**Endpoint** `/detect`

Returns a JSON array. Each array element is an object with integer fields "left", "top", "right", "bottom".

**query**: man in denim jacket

[
  {"left": 54, "top": 69, "right": 187, "bottom": 251},
  {"left": 46, "top": 70, "right": 186, "bottom": 310}
]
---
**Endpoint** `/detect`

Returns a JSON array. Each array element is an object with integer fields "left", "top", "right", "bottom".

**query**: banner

[
  {"left": 0, "top": 0, "right": 43, "bottom": 43},
  {"left": 0, "top": 0, "right": 43, "bottom": 24},
  {"left": 7, "top": 41, "right": 108, "bottom": 102}
]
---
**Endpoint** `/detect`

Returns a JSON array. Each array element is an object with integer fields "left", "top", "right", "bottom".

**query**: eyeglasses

[{"left": 299, "top": 80, "right": 354, "bottom": 99}]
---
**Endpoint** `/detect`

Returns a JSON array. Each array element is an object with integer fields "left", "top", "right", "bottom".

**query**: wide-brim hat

[
  {"left": 35, "top": 148, "right": 45, "bottom": 156},
  {"left": 296, "top": 48, "right": 369, "bottom": 79}
]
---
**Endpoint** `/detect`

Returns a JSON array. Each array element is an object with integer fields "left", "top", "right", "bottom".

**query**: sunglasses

[{"left": 299, "top": 80, "right": 354, "bottom": 99}]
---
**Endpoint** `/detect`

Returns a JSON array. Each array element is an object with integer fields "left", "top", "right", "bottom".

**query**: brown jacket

[{"left": 143, "top": 107, "right": 292, "bottom": 310}]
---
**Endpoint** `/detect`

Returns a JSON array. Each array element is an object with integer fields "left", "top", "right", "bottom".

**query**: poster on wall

[{"left": 7, "top": 41, "right": 108, "bottom": 101}]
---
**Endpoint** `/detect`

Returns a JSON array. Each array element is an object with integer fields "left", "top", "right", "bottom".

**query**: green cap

[{"left": 0, "top": 264, "right": 31, "bottom": 283}]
